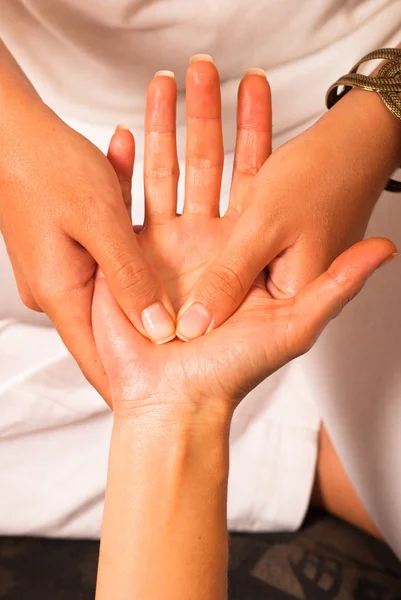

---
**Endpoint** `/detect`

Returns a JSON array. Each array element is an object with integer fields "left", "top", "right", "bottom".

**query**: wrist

[
  {"left": 113, "top": 392, "right": 234, "bottom": 431},
  {"left": 340, "top": 87, "right": 400, "bottom": 164},
  {"left": 318, "top": 87, "right": 401, "bottom": 191},
  {"left": 113, "top": 400, "right": 232, "bottom": 478},
  {"left": 115, "top": 406, "right": 231, "bottom": 451},
  {"left": 99, "top": 399, "right": 231, "bottom": 600}
]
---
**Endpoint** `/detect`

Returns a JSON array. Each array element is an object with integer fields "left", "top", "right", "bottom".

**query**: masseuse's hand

[
  {"left": 175, "top": 66, "right": 401, "bottom": 340},
  {"left": 92, "top": 62, "right": 396, "bottom": 416},
  {"left": 0, "top": 90, "right": 175, "bottom": 399}
]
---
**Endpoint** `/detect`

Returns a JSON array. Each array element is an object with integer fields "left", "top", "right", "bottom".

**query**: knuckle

[
  {"left": 114, "top": 260, "right": 154, "bottom": 301},
  {"left": 233, "top": 159, "right": 259, "bottom": 177},
  {"left": 326, "top": 267, "right": 348, "bottom": 293},
  {"left": 203, "top": 265, "right": 245, "bottom": 305},
  {"left": 31, "top": 281, "right": 57, "bottom": 308},
  {"left": 284, "top": 302, "right": 313, "bottom": 358},
  {"left": 187, "top": 155, "right": 223, "bottom": 172},
  {"left": 19, "top": 288, "right": 41, "bottom": 311},
  {"left": 30, "top": 269, "right": 71, "bottom": 309},
  {"left": 294, "top": 332, "right": 312, "bottom": 358},
  {"left": 144, "top": 165, "right": 179, "bottom": 180}
]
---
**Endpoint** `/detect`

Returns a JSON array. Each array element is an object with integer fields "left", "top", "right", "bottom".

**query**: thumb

[
  {"left": 106, "top": 128, "right": 177, "bottom": 343},
  {"left": 76, "top": 182, "right": 176, "bottom": 345},
  {"left": 176, "top": 206, "right": 275, "bottom": 341},
  {"left": 92, "top": 269, "right": 146, "bottom": 386},
  {"left": 289, "top": 237, "right": 398, "bottom": 357}
]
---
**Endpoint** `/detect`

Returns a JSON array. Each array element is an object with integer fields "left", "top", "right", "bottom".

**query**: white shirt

[{"left": 1, "top": 0, "right": 401, "bottom": 554}]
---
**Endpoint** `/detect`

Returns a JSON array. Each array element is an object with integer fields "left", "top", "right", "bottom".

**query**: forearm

[
  {"left": 96, "top": 406, "right": 232, "bottom": 600},
  {"left": 319, "top": 87, "right": 401, "bottom": 192},
  {"left": 0, "top": 39, "right": 45, "bottom": 127},
  {"left": 316, "top": 42, "right": 401, "bottom": 204}
]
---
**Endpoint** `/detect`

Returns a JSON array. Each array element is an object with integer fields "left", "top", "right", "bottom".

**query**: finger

[
  {"left": 144, "top": 71, "right": 179, "bottom": 222},
  {"left": 92, "top": 269, "right": 148, "bottom": 388},
  {"left": 289, "top": 238, "right": 398, "bottom": 357},
  {"left": 229, "top": 69, "right": 272, "bottom": 214},
  {"left": 107, "top": 126, "right": 135, "bottom": 218},
  {"left": 74, "top": 201, "right": 177, "bottom": 344},
  {"left": 176, "top": 204, "right": 275, "bottom": 341},
  {"left": 184, "top": 55, "right": 224, "bottom": 217}
]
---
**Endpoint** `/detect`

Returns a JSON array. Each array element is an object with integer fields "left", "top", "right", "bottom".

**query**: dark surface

[{"left": 0, "top": 511, "right": 400, "bottom": 599}]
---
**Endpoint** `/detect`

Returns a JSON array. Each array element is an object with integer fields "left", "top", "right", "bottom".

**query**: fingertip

[
  {"left": 289, "top": 237, "right": 399, "bottom": 360},
  {"left": 112, "top": 126, "right": 135, "bottom": 148},
  {"left": 155, "top": 70, "right": 175, "bottom": 79},
  {"left": 245, "top": 68, "right": 267, "bottom": 78},
  {"left": 176, "top": 302, "right": 212, "bottom": 342},
  {"left": 141, "top": 301, "right": 177, "bottom": 344},
  {"left": 190, "top": 54, "right": 214, "bottom": 64},
  {"left": 370, "top": 236, "right": 398, "bottom": 259},
  {"left": 239, "top": 70, "right": 271, "bottom": 94},
  {"left": 108, "top": 127, "right": 135, "bottom": 175},
  {"left": 377, "top": 251, "right": 400, "bottom": 270},
  {"left": 186, "top": 58, "right": 220, "bottom": 90},
  {"left": 146, "top": 73, "right": 178, "bottom": 129},
  {"left": 147, "top": 72, "right": 177, "bottom": 99},
  {"left": 185, "top": 63, "right": 221, "bottom": 123},
  {"left": 330, "top": 237, "right": 398, "bottom": 277},
  {"left": 237, "top": 71, "right": 272, "bottom": 126}
]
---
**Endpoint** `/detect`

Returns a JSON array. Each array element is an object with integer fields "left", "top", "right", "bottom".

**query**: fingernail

[
  {"left": 190, "top": 54, "right": 214, "bottom": 64},
  {"left": 155, "top": 70, "right": 175, "bottom": 79},
  {"left": 176, "top": 303, "right": 212, "bottom": 342},
  {"left": 245, "top": 68, "right": 266, "bottom": 78},
  {"left": 141, "top": 302, "right": 176, "bottom": 344},
  {"left": 378, "top": 252, "right": 400, "bottom": 269},
  {"left": 116, "top": 124, "right": 130, "bottom": 130}
]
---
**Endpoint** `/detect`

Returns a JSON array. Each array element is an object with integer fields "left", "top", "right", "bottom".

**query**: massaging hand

[
  {"left": 174, "top": 66, "right": 401, "bottom": 341},
  {"left": 93, "top": 61, "right": 395, "bottom": 415},
  {"left": 0, "top": 91, "right": 175, "bottom": 400}
]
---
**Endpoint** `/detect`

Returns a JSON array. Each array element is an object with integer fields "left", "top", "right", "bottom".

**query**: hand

[
  {"left": 175, "top": 82, "right": 401, "bottom": 340},
  {"left": 0, "top": 99, "right": 176, "bottom": 401},
  {"left": 92, "top": 61, "right": 395, "bottom": 419}
]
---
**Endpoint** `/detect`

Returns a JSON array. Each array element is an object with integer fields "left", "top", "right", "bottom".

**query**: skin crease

[
  {"left": 175, "top": 50, "right": 401, "bottom": 340},
  {"left": 94, "top": 63, "right": 395, "bottom": 599}
]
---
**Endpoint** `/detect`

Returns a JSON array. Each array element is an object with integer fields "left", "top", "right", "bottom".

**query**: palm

[
  {"left": 139, "top": 216, "right": 230, "bottom": 310},
  {"left": 105, "top": 213, "right": 292, "bottom": 405},
  {"left": 92, "top": 61, "right": 394, "bottom": 415}
]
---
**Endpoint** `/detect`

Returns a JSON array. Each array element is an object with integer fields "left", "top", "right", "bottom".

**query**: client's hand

[
  {"left": 94, "top": 60, "right": 396, "bottom": 418},
  {"left": 175, "top": 71, "right": 401, "bottom": 341},
  {"left": 94, "top": 60, "right": 396, "bottom": 600}
]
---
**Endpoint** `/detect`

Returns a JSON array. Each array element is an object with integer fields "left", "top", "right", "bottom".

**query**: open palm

[{"left": 93, "top": 61, "right": 395, "bottom": 417}]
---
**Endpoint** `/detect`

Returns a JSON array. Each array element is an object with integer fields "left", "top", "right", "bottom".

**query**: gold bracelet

[{"left": 326, "top": 48, "right": 401, "bottom": 192}]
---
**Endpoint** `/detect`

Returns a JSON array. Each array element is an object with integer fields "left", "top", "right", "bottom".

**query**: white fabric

[
  {"left": 0, "top": 0, "right": 400, "bottom": 549},
  {"left": 0, "top": 143, "right": 320, "bottom": 538}
]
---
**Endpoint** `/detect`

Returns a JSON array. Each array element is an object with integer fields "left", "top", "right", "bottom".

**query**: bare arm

[
  {"left": 0, "top": 39, "right": 45, "bottom": 113},
  {"left": 96, "top": 409, "right": 231, "bottom": 600},
  {"left": 0, "top": 38, "right": 174, "bottom": 401},
  {"left": 93, "top": 62, "right": 396, "bottom": 600},
  {"left": 175, "top": 44, "right": 401, "bottom": 340}
]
